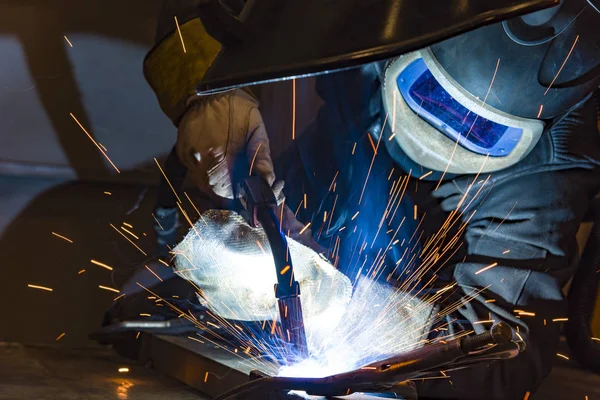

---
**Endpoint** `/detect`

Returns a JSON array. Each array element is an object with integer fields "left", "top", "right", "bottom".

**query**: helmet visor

[{"left": 397, "top": 58, "right": 523, "bottom": 157}]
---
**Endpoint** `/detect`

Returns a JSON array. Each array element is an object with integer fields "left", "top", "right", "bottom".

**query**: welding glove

[
  {"left": 176, "top": 89, "right": 282, "bottom": 203},
  {"left": 172, "top": 209, "right": 352, "bottom": 334}
]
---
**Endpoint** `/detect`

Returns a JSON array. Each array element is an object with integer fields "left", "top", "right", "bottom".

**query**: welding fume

[{"left": 100, "top": 0, "right": 600, "bottom": 399}]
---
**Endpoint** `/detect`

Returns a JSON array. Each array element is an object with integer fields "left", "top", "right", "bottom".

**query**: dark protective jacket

[
  {"left": 147, "top": 3, "right": 600, "bottom": 398},
  {"left": 282, "top": 63, "right": 600, "bottom": 400}
]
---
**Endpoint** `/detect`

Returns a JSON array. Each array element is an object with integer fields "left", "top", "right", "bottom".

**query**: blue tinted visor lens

[{"left": 397, "top": 59, "right": 523, "bottom": 156}]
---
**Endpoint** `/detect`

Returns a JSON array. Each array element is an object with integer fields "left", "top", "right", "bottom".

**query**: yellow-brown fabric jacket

[{"left": 144, "top": 18, "right": 221, "bottom": 126}]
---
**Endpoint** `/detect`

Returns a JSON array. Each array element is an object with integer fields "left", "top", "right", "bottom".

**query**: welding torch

[
  {"left": 241, "top": 176, "right": 309, "bottom": 361},
  {"left": 215, "top": 322, "right": 522, "bottom": 399}
]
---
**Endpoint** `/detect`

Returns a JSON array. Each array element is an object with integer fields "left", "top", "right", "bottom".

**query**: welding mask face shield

[
  {"left": 381, "top": 0, "right": 600, "bottom": 175},
  {"left": 381, "top": 48, "right": 545, "bottom": 175}
]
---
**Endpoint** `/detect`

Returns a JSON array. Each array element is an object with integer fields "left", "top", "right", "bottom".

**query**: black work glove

[{"left": 154, "top": 206, "right": 179, "bottom": 259}]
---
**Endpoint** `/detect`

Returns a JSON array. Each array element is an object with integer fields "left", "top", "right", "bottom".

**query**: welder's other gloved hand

[
  {"left": 153, "top": 206, "right": 179, "bottom": 259},
  {"left": 176, "top": 89, "right": 280, "bottom": 204}
]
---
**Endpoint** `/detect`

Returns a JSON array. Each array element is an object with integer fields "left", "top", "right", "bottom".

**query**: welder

[{"left": 143, "top": 1, "right": 600, "bottom": 399}]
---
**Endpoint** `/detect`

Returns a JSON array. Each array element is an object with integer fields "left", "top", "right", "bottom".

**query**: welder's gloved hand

[
  {"left": 172, "top": 209, "right": 352, "bottom": 335},
  {"left": 153, "top": 206, "right": 179, "bottom": 259},
  {"left": 176, "top": 89, "right": 281, "bottom": 204}
]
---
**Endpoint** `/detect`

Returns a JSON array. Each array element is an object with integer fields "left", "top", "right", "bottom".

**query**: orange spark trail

[
  {"left": 145, "top": 265, "right": 164, "bottom": 282},
  {"left": 110, "top": 223, "right": 147, "bottom": 255},
  {"left": 544, "top": 35, "right": 579, "bottom": 95},
  {"left": 120, "top": 226, "right": 139, "bottom": 240},
  {"left": 52, "top": 232, "right": 73, "bottom": 243},
  {"left": 249, "top": 143, "right": 262, "bottom": 175},
  {"left": 91, "top": 259, "right": 113, "bottom": 271},
  {"left": 475, "top": 262, "right": 498, "bottom": 275},
  {"left": 154, "top": 157, "right": 181, "bottom": 203},
  {"left": 56, "top": 332, "right": 65, "bottom": 341},
  {"left": 174, "top": 16, "right": 187, "bottom": 53},
  {"left": 419, "top": 171, "right": 433, "bottom": 180},
  {"left": 28, "top": 284, "right": 53, "bottom": 292},
  {"left": 70, "top": 113, "right": 120, "bottom": 173},
  {"left": 99, "top": 285, "right": 120, "bottom": 293}
]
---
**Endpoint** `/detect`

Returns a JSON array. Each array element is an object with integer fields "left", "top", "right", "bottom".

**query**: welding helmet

[{"left": 382, "top": 0, "right": 600, "bottom": 174}]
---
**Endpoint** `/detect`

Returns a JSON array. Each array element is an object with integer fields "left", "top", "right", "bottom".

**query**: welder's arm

[{"left": 418, "top": 100, "right": 600, "bottom": 400}]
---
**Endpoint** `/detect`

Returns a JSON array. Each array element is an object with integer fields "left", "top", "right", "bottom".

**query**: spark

[
  {"left": 118, "top": 367, "right": 130, "bottom": 373},
  {"left": 414, "top": 205, "right": 417, "bottom": 220},
  {"left": 298, "top": 222, "right": 311, "bottom": 235},
  {"left": 592, "top": 337, "right": 600, "bottom": 342},
  {"left": 158, "top": 259, "right": 170, "bottom": 267},
  {"left": 70, "top": 113, "right": 120, "bottom": 173},
  {"left": 523, "top": 392, "right": 531, "bottom": 400},
  {"left": 485, "top": 299, "right": 496, "bottom": 303},
  {"left": 544, "top": 35, "right": 579, "bottom": 95},
  {"left": 359, "top": 116, "right": 386, "bottom": 204},
  {"left": 419, "top": 171, "right": 433, "bottom": 180},
  {"left": 120, "top": 226, "right": 139, "bottom": 240},
  {"left": 249, "top": 142, "right": 262, "bottom": 176},
  {"left": 99, "top": 143, "right": 108, "bottom": 152},
  {"left": 475, "top": 262, "right": 498, "bottom": 275},
  {"left": 91, "top": 259, "right": 113, "bottom": 271},
  {"left": 140, "top": 313, "right": 151, "bottom": 317},
  {"left": 256, "top": 240, "right": 266, "bottom": 254},
  {"left": 352, "top": 142, "right": 357, "bottom": 155},
  {"left": 78, "top": 269, "right": 86, "bottom": 274},
  {"left": 304, "top": 193, "right": 307, "bottom": 209},
  {"left": 104, "top": 191, "right": 112, "bottom": 195},
  {"left": 123, "top": 222, "right": 133, "bottom": 228},
  {"left": 292, "top": 79, "right": 296, "bottom": 140},
  {"left": 556, "top": 353, "right": 569, "bottom": 360},
  {"left": 99, "top": 285, "right": 120, "bottom": 293},
  {"left": 154, "top": 158, "right": 181, "bottom": 203},
  {"left": 204, "top": 372, "right": 209, "bottom": 383},
  {"left": 184, "top": 192, "right": 206, "bottom": 224},
  {"left": 113, "top": 293, "right": 126, "bottom": 301},
  {"left": 55, "top": 333, "right": 65, "bottom": 341},
  {"left": 110, "top": 223, "right": 147, "bottom": 255},
  {"left": 63, "top": 35, "right": 73, "bottom": 47},
  {"left": 280, "top": 265, "right": 290, "bottom": 275},
  {"left": 472, "top": 320, "right": 495, "bottom": 325},
  {"left": 552, "top": 318, "right": 568, "bottom": 322},
  {"left": 28, "top": 284, "right": 53, "bottom": 292},
  {"left": 207, "top": 321, "right": 220, "bottom": 329},
  {"left": 188, "top": 336, "right": 204, "bottom": 344},
  {"left": 351, "top": 211, "right": 359, "bottom": 220},
  {"left": 537, "top": 105, "right": 543, "bottom": 118},
  {"left": 174, "top": 16, "right": 187, "bottom": 53},
  {"left": 518, "top": 311, "right": 535, "bottom": 317},
  {"left": 367, "top": 133, "right": 377, "bottom": 153},
  {"left": 493, "top": 201, "right": 518, "bottom": 233},
  {"left": 502, "top": 249, "right": 510, "bottom": 254},
  {"left": 145, "top": 265, "right": 164, "bottom": 282},
  {"left": 152, "top": 213, "right": 164, "bottom": 230},
  {"left": 52, "top": 232, "right": 73, "bottom": 243}
]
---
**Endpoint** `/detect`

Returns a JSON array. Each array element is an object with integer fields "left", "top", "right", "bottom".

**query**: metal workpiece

[{"left": 214, "top": 323, "right": 521, "bottom": 399}]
